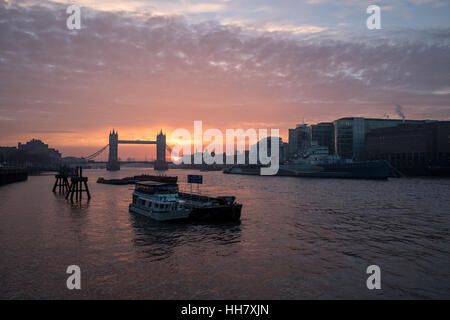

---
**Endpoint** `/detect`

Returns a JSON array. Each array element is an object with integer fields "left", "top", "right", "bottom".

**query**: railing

[{"left": 177, "top": 182, "right": 217, "bottom": 199}]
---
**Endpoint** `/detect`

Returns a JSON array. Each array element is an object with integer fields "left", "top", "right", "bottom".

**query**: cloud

[
  {"left": 221, "top": 19, "right": 328, "bottom": 34},
  {"left": 409, "top": 0, "right": 447, "bottom": 6},
  {"left": 432, "top": 88, "right": 450, "bottom": 95},
  {"left": 184, "top": 2, "right": 226, "bottom": 13},
  {"left": 0, "top": 0, "right": 449, "bottom": 151},
  {"left": 44, "top": 0, "right": 227, "bottom": 15}
]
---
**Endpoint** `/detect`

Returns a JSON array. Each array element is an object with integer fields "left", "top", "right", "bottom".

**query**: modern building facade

[
  {"left": 288, "top": 124, "right": 311, "bottom": 159},
  {"left": 366, "top": 121, "right": 450, "bottom": 175},
  {"left": 281, "top": 142, "right": 289, "bottom": 164},
  {"left": 311, "top": 122, "right": 334, "bottom": 155},
  {"left": 334, "top": 118, "right": 429, "bottom": 160},
  {"left": 249, "top": 137, "right": 286, "bottom": 164}
]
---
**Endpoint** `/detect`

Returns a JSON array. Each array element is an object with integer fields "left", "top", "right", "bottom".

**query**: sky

[{"left": 0, "top": 0, "right": 449, "bottom": 158}]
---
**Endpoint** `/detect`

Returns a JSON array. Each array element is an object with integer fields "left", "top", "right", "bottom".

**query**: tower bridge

[{"left": 107, "top": 129, "right": 168, "bottom": 171}]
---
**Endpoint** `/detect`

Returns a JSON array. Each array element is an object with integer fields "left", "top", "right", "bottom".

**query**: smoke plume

[{"left": 395, "top": 104, "right": 406, "bottom": 121}]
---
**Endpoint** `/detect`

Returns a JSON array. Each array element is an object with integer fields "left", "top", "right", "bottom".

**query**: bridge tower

[
  {"left": 107, "top": 129, "right": 120, "bottom": 171},
  {"left": 154, "top": 130, "right": 168, "bottom": 171}
]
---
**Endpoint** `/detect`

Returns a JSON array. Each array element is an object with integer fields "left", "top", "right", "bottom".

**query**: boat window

[{"left": 147, "top": 202, "right": 152, "bottom": 207}]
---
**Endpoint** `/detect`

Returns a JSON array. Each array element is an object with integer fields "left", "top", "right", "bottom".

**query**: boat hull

[
  {"left": 189, "top": 204, "right": 242, "bottom": 222},
  {"left": 280, "top": 161, "right": 390, "bottom": 180},
  {"left": 224, "top": 161, "right": 391, "bottom": 180},
  {"left": 129, "top": 203, "right": 191, "bottom": 221},
  {"left": 129, "top": 201, "right": 242, "bottom": 222}
]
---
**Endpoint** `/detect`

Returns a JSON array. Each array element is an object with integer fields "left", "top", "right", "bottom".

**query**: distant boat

[
  {"left": 97, "top": 177, "right": 130, "bottom": 185},
  {"left": 97, "top": 174, "right": 177, "bottom": 185},
  {"left": 199, "top": 167, "right": 222, "bottom": 172},
  {"left": 133, "top": 174, "right": 178, "bottom": 184}
]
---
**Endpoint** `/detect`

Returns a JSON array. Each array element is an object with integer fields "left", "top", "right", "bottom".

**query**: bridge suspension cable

[{"left": 82, "top": 144, "right": 109, "bottom": 160}]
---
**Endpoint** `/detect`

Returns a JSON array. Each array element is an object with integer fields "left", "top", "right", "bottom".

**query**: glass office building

[{"left": 333, "top": 118, "right": 428, "bottom": 160}]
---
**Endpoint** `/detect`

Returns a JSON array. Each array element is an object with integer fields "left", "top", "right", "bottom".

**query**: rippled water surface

[{"left": 1, "top": 168, "right": 449, "bottom": 299}]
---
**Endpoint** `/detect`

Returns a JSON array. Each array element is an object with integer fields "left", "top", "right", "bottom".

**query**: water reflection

[
  {"left": 2, "top": 168, "right": 450, "bottom": 299},
  {"left": 130, "top": 213, "right": 242, "bottom": 261},
  {"left": 52, "top": 189, "right": 91, "bottom": 210},
  {"left": 69, "top": 200, "right": 90, "bottom": 210}
]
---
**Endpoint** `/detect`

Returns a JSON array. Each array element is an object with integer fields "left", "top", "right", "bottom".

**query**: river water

[{"left": 0, "top": 168, "right": 449, "bottom": 299}]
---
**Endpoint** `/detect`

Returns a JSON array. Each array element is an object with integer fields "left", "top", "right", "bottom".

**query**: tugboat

[{"left": 129, "top": 181, "right": 242, "bottom": 222}]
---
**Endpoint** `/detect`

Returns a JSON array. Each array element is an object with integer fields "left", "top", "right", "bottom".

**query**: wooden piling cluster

[
  {"left": 65, "top": 167, "right": 91, "bottom": 201},
  {"left": 52, "top": 166, "right": 70, "bottom": 193}
]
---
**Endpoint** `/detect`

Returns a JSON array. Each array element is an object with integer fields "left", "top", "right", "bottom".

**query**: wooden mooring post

[
  {"left": 52, "top": 166, "right": 70, "bottom": 193},
  {"left": 65, "top": 167, "right": 91, "bottom": 201}
]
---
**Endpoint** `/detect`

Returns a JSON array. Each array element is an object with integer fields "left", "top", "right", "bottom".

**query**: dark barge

[
  {"left": 98, "top": 174, "right": 178, "bottom": 185},
  {"left": 178, "top": 193, "right": 242, "bottom": 222}
]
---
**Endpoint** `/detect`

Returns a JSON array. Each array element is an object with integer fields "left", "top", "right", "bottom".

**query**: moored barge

[
  {"left": 129, "top": 181, "right": 242, "bottom": 222},
  {"left": 98, "top": 174, "right": 177, "bottom": 185}
]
